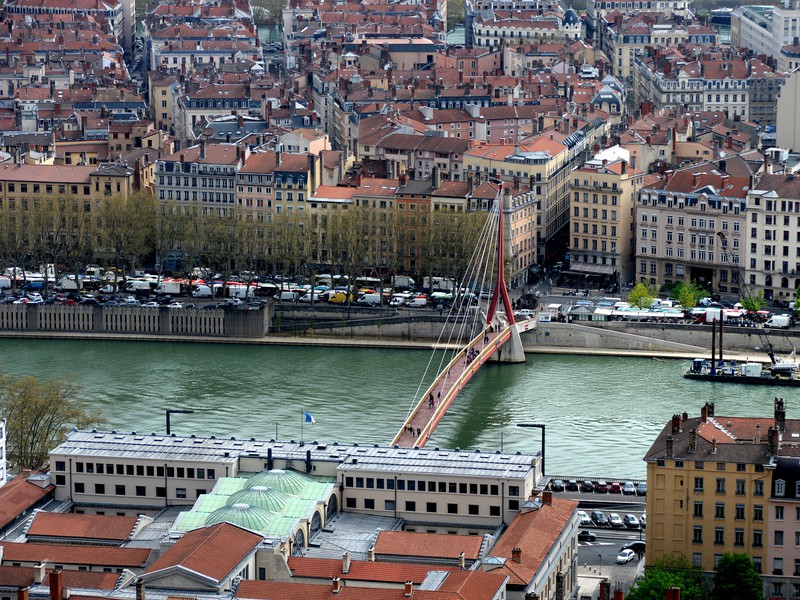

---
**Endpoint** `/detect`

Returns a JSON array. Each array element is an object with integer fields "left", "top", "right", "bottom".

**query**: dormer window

[{"left": 776, "top": 479, "right": 786, "bottom": 497}]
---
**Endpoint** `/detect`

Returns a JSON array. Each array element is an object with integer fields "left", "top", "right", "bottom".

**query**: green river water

[{"left": 0, "top": 338, "right": 794, "bottom": 478}]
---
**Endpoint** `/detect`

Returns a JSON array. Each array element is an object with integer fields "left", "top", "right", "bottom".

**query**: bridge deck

[{"left": 392, "top": 320, "right": 518, "bottom": 448}]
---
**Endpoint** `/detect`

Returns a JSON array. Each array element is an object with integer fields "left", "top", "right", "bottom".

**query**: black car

[
  {"left": 621, "top": 541, "right": 646, "bottom": 555},
  {"left": 578, "top": 530, "right": 597, "bottom": 542},
  {"left": 591, "top": 510, "right": 608, "bottom": 526},
  {"left": 580, "top": 480, "right": 594, "bottom": 493},
  {"left": 550, "top": 479, "right": 565, "bottom": 492},
  {"left": 565, "top": 479, "right": 579, "bottom": 491}
]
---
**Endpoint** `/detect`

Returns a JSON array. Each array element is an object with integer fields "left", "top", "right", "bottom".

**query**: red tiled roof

[
  {"left": 28, "top": 513, "right": 137, "bottom": 542},
  {"left": 374, "top": 531, "right": 482, "bottom": 561},
  {"left": 0, "top": 565, "right": 34, "bottom": 588},
  {"left": 0, "top": 474, "right": 53, "bottom": 530},
  {"left": 143, "top": 523, "right": 262, "bottom": 584},
  {"left": 696, "top": 416, "right": 776, "bottom": 444},
  {"left": 60, "top": 569, "right": 120, "bottom": 590},
  {"left": 287, "top": 557, "right": 457, "bottom": 584},
  {"left": 0, "top": 541, "right": 151, "bottom": 567},
  {"left": 238, "top": 580, "right": 457, "bottom": 599},
  {"left": 488, "top": 497, "right": 577, "bottom": 586}
]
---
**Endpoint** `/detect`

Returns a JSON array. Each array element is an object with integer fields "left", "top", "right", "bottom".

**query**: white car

[
  {"left": 167, "top": 302, "right": 183, "bottom": 309},
  {"left": 616, "top": 549, "right": 636, "bottom": 564},
  {"left": 608, "top": 513, "right": 624, "bottom": 528},
  {"left": 142, "top": 301, "right": 160, "bottom": 307},
  {"left": 577, "top": 510, "right": 592, "bottom": 526},
  {"left": 515, "top": 309, "right": 536, "bottom": 319}
]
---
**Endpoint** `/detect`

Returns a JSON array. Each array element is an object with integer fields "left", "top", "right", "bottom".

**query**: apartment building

[
  {"left": 644, "top": 401, "right": 775, "bottom": 574},
  {"left": 732, "top": 0, "right": 800, "bottom": 65},
  {"left": 584, "top": 0, "right": 693, "bottom": 43},
  {"left": 635, "top": 160, "right": 750, "bottom": 290},
  {"left": 155, "top": 142, "right": 246, "bottom": 212},
  {"left": 464, "top": 130, "right": 587, "bottom": 263},
  {"left": 767, "top": 452, "right": 800, "bottom": 598},
  {"left": 570, "top": 149, "right": 642, "bottom": 287},
  {"left": 744, "top": 173, "right": 800, "bottom": 303},
  {"left": 471, "top": 10, "right": 581, "bottom": 49}
]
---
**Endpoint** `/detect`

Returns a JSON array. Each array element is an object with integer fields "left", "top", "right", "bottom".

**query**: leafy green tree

[
  {"left": 674, "top": 281, "right": 709, "bottom": 310},
  {"left": 447, "top": 0, "right": 466, "bottom": 28},
  {"left": 793, "top": 286, "right": 800, "bottom": 317},
  {"left": 628, "top": 282, "right": 658, "bottom": 309},
  {"left": 0, "top": 374, "right": 104, "bottom": 469},
  {"left": 95, "top": 192, "right": 155, "bottom": 283},
  {"left": 626, "top": 556, "right": 705, "bottom": 600},
  {"left": 712, "top": 553, "right": 762, "bottom": 600},
  {"left": 741, "top": 291, "right": 767, "bottom": 312}
]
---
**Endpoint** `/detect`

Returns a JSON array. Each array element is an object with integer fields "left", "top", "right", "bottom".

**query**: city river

[{"left": 0, "top": 338, "right": 795, "bottom": 478}]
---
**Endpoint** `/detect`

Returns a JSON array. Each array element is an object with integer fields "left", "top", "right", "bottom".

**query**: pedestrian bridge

[
  {"left": 387, "top": 182, "right": 540, "bottom": 448},
  {"left": 391, "top": 316, "right": 536, "bottom": 448}
]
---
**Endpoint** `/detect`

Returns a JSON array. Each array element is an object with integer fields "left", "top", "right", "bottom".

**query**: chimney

[
  {"left": 775, "top": 397, "right": 786, "bottom": 432},
  {"left": 665, "top": 434, "right": 674, "bottom": 459},
  {"left": 671, "top": 414, "right": 681, "bottom": 433},
  {"left": 688, "top": 429, "right": 697, "bottom": 453},
  {"left": 332, "top": 578, "right": 343, "bottom": 594},
  {"left": 199, "top": 140, "right": 206, "bottom": 160},
  {"left": 17, "top": 589, "right": 28, "bottom": 600},
  {"left": 621, "top": 160, "right": 627, "bottom": 175},
  {"left": 276, "top": 149, "right": 281, "bottom": 167},
  {"left": 135, "top": 578, "right": 145, "bottom": 600},
  {"left": 404, "top": 582, "right": 413, "bottom": 597},
  {"left": 49, "top": 570, "right": 63, "bottom": 600},
  {"left": 666, "top": 588, "right": 681, "bottom": 600},
  {"left": 768, "top": 427, "right": 778, "bottom": 455},
  {"left": 459, "top": 551, "right": 466, "bottom": 570},
  {"left": 368, "top": 546, "right": 376, "bottom": 561},
  {"left": 756, "top": 423, "right": 762, "bottom": 444},
  {"left": 542, "top": 490, "right": 552, "bottom": 505},
  {"left": 342, "top": 551, "right": 351, "bottom": 574},
  {"left": 511, "top": 547, "right": 522, "bottom": 563},
  {"left": 614, "top": 589, "right": 624, "bottom": 600},
  {"left": 711, "top": 438, "right": 717, "bottom": 455}
]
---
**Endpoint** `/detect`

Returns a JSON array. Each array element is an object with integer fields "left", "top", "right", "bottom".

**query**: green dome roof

[
  {"left": 227, "top": 486, "right": 292, "bottom": 512},
  {"left": 206, "top": 503, "right": 275, "bottom": 531},
  {"left": 248, "top": 469, "right": 312, "bottom": 495}
]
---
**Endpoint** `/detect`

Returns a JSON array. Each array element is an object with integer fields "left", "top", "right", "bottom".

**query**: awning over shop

[{"left": 566, "top": 263, "right": 616, "bottom": 275}]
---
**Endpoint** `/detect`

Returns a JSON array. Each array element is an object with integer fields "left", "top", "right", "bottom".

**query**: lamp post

[
  {"left": 166, "top": 409, "right": 194, "bottom": 435},
  {"left": 598, "top": 553, "right": 602, "bottom": 576},
  {"left": 517, "top": 423, "right": 546, "bottom": 475}
]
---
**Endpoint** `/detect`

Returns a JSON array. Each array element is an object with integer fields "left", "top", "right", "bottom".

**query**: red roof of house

[
  {"left": 0, "top": 474, "right": 53, "bottom": 530},
  {"left": 27, "top": 513, "right": 137, "bottom": 542},
  {"left": 374, "top": 531, "right": 483, "bottom": 561},
  {"left": 287, "top": 557, "right": 458, "bottom": 584},
  {"left": 0, "top": 541, "right": 151, "bottom": 567},
  {"left": 143, "top": 523, "right": 262, "bottom": 584},
  {"left": 236, "top": 578, "right": 499, "bottom": 600},
  {"left": 488, "top": 497, "right": 577, "bottom": 586}
]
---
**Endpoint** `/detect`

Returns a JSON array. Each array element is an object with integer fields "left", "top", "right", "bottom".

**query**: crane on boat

[{"left": 717, "top": 232, "right": 796, "bottom": 370}]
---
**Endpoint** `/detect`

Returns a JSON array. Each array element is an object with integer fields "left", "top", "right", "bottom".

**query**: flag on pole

[{"left": 304, "top": 411, "right": 316, "bottom": 425}]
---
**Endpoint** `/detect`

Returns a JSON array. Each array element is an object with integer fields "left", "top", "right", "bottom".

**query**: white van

[
  {"left": 408, "top": 296, "right": 428, "bottom": 308},
  {"left": 765, "top": 314, "right": 792, "bottom": 329},
  {"left": 192, "top": 285, "right": 214, "bottom": 298},
  {"left": 279, "top": 290, "right": 299, "bottom": 302},
  {"left": 357, "top": 293, "right": 381, "bottom": 306}
]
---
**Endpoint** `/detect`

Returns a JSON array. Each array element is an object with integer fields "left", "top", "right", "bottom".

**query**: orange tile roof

[
  {"left": 312, "top": 186, "right": 356, "bottom": 200},
  {"left": 374, "top": 531, "right": 483, "bottom": 561},
  {"left": 59, "top": 569, "right": 120, "bottom": 590},
  {"left": 0, "top": 565, "right": 34, "bottom": 587},
  {"left": 488, "top": 497, "right": 577, "bottom": 586},
  {"left": 28, "top": 513, "right": 137, "bottom": 542},
  {"left": 436, "top": 570, "right": 508, "bottom": 599},
  {"left": 0, "top": 474, "right": 53, "bottom": 530},
  {"left": 0, "top": 541, "right": 151, "bottom": 567},
  {"left": 696, "top": 416, "right": 775, "bottom": 444},
  {"left": 143, "top": 523, "right": 262, "bottom": 584},
  {"left": 238, "top": 580, "right": 466, "bottom": 599},
  {"left": 287, "top": 557, "right": 457, "bottom": 584}
]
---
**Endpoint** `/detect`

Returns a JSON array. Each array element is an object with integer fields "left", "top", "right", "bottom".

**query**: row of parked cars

[
  {"left": 578, "top": 509, "right": 645, "bottom": 530},
  {"left": 550, "top": 479, "right": 647, "bottom": 496}
]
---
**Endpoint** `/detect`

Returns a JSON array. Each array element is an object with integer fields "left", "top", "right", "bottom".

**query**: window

[
  {"left": 156, "top": 487, "right": 166, "bottom": 498},
  {"left": 755, "top": 480, "right": 764, "bottom": 496},
  {"left": 364, "top": 498, "right": 374, "bottom": 509},
  {"left": 55, "top": 475, "right": 65, "bottom": 485},
  {"left": 508, "top": 485, "right": 520, "bottom": 496},
  {"left": 694, "top": 477, "right": 704, "bottom": 492},
  {"left": 693, "top": 502, "right": 703, "bottom": 517},
  {"left": 777, "top": 479, "right": 786, "bottom": 496},
  {"left": 75, "top": 482, "right": 85, "bottom": 494},
  {"left": 715, "top": 503, "right": 725, "bottom": 519},
  {"left": 736, "top": 479, "right": 745, "bottom": 495},
  {"left": 55, "top": 461, "right": 65, "bottom": 472},
  {"left": 777, "top": 506, "right": 785, "bottom": 520},
  {"left": 490, "top": 505, "right": 500, "bottom": 516},
  {"left": 385, "top": 500, "right": 396, "bottom": 511},
  {"left": 405, "top": 501, "right": 416, "bottom": 511},
  {"left": 508, "top": 499, "right": 519, "bottom": 510},
  {"left": 735, "top": 528, "right": 744, "bottom": 546},
  {"left": 346, "top": 497, "right": 356, "bottom": 508},
  {"left": 469, "top": 504, "right": 479, "bottom": 515},
  {"left": 716, "top": 478, "right": 726, "bottom": 493},
  {"left": 714, "top": 527, "right": 724, "bottom": 545},
  {"left": 176, "top": 488, "right": 187, "bottom": 499},
  {"left": 95, "top": 484, "right": 105, "bottom": 494},
  {"left": 115, "top": 485, "right": 125, "bottom": 495},
  {"left": 693, "top": 526, "right": 703, "bottom": 543},
  {"left": 136, "top": 486, "right": 146, "bottom": 497},
  {"left": 775, "top": 558, "right": 784, "bottom": 576},
  {"left": 735, "top": 504, "right": 745, "bottom": 520},
  {"left": 448, "top": 503, "right": 458, "bottom": 514},
  {"left": 776, "top": 530, "right": 785, "bottom": 545},
  {"left": 754, "top": 529, "right": 763, "bottom": 547}
]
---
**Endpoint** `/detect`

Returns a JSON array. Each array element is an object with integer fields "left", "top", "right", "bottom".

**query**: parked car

[
  {"left": 636, "top": 482, "right": 647, "bottom": 496},
  {"left": 621, "top": 541, "right": 646, "bottom": 555},
  {"left": 578, "top": 530, "right": 597, "bottom": 542},
  {"left": 591, "top": 511, "right": 608, "bottom": 526},
  {"left": 608, "top": 513, "right": 624, "bottom": 528},
  {"left": 577, "top": 510, "right": 592, "bottom": 526},
  {"left": 640, "top": 514, "right": 646, "bottom": 528},
  {"left": 581, "top": 480, "right": 594, "bottom": 493},
  {"left": 550, "top": 479, "right": 565, "bottom": 492},
  {"left": 594, "top": 480, "right": 608, "bottom": 493},
  {"left": 142, "top": 301, "right": 160, "bottom": 307},
  {"left": 616, "top": 549, "right": 637, "bottom": 564},
  {"left": 622, "top": 514, "right": 640, "bottom": 529},
  {"left": 622, "top": 482, "right": 636, "bottom": 495},
  {"left": 609, "top": 482, "right": 622, "bottom": 494},
  {"left": 566, "top": 479, "right": 579, "bottom": 491}
]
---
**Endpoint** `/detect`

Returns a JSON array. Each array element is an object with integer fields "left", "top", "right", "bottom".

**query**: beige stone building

[{"left": 570, "top": 148, "right": 642, "bottom": 287}]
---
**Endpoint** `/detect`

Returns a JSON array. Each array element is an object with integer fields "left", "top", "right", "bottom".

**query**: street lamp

[
  {"left": 517, "top": 423, "right": 546, "bottom": 475},
  {"left": 598, "top": 553, "right": 602, "bottom": 576},
  {"left": 166, "top": 409, "right": 194, "bottom": 435}
]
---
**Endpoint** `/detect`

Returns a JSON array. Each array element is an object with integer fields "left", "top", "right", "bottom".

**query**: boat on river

[{"left": 684, "top": 357, "right": 800, "bottom": 387}]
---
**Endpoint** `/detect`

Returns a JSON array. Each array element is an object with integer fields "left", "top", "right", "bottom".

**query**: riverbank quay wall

[{"left": 0, "top": 304, "right": 271, "bottom": 337}]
